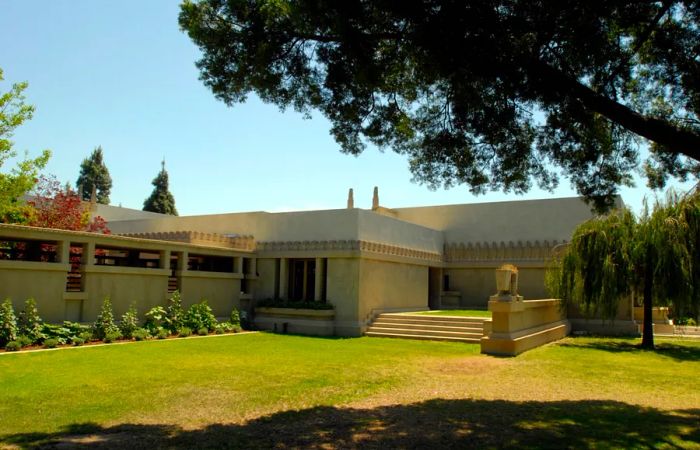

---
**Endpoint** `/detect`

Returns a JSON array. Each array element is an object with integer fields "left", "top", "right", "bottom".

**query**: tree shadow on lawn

[
  {"left": 3, "top": 399, "right": 698, "bottom": 449},
  {"left": 559, "top": 338, "right": 700, "bottom": 362}
]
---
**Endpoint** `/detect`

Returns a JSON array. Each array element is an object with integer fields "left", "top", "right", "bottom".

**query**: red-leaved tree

[{"left": 27, "top": 175, "right": 110, "bottom": 234}]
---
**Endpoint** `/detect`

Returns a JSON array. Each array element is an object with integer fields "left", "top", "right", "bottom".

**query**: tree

[
  {"left": 143, "top": 160, "right": 178, "bottom": 215},
  {"left": 548, "top": 188, "right": 700, "bottom": 349},
  {"left": 180, "top": 1, "right": 700, "bottom": 211},
  {"left": 28, "top": 175, "right": 111, "bottom": 233},
  {"left": 76, "top": 146, "right": 112, "bottom": 204},
  {"left": 0, "top": 68, "right": 51, "bottom": 223}
]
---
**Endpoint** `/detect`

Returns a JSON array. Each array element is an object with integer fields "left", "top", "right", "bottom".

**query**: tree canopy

[
  {"left": 0, "top": 68, "right": 51, "bottom": 224},
  {"left": 548, "top": 188, "right": 700, "bottom": 348},
  {"left": 143, "top": 161, "right": 178, "bottom": 215},
  {"left": 76, "top": 146, "right": 112, "bottom": 204},
  {"left": 180, "top": 0, "right": 700, "bottom": 211}
]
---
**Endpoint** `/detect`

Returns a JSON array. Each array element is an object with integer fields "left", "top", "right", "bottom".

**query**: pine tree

[
  {"left": 143, "top": 160, "right": 178, "bottom": 215},
  {"left": 76, "top": 146, "right": 112, "bottom": 204}
]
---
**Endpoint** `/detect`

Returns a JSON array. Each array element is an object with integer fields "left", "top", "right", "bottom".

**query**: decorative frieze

[
  {"left": 119, "top": 231, "right": 255, "bottom": 251},
  {"left": 443, "top": 240, "right": 568, "bottom": 263},
  {"left": 257, "top": 239, "right": 442, "bottom": 262}
]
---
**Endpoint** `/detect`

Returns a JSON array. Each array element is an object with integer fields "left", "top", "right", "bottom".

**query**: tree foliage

[
  {"left": 143, "top": 161, "right": 178, "bottom": 215},
  {"left": 0, "top": 68, "right": 51, "bottom": 224},
  {"left": 76, "top": 146, "right": 112, "bottom": 204},
  {"left": 549, "top": 188, "right": 700, "bottom": 348},
  {"left": 28, "top": 175, "right": 110, "bottom": 233},
  {"left": 180, "top": 1, "right": 700, "bottom": 211}
]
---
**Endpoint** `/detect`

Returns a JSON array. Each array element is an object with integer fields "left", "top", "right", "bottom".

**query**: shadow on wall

[{"left": 3, "top": 399, "right": 698, "bottom": 449}]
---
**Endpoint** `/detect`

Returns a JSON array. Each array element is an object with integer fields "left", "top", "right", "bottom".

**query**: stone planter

[{"left": 254, "top": 307, "right": 335, "bottom": 336}]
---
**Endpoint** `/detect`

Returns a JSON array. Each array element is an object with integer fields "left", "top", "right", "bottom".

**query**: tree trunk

[{"left": 641, "top": 262, "right": 655, "bottom": 349}]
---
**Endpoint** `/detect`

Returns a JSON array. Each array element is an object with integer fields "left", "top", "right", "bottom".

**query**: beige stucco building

[{"left": 1, "top": 192, "right": 618, "bottom": 338}]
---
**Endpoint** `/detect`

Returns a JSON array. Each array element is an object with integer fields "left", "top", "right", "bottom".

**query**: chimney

[
  {"left": 347, "top": 188, "right": 354, "bottom": 209},
  {"left": 372, "top": 186, "right": 379, "bottom": 210}
]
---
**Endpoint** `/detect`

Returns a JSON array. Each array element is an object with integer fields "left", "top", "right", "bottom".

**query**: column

[
  {"left": 249, "top": 257, "right": 257, "bottom": 276},
  {"left": 83, "top": 242, "right": 96, "bottom": 266},
  {"left": 160, "top": 249, "right": 171, "bottom": 269},
  {"left": 279, "top": 258, "right": 288, "bottom": 299},
  {"left": 234, "top": 256, "right": 243, "bottom": 275},
  {"left": 57, "top": 240, "right": 71, "bottom": 263},
  {"left": 314, "top": 257, "right": 325, "bottom": 301}
]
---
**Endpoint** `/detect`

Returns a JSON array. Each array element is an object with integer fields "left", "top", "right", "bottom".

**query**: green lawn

[
  {"left": 410, "top": 309, "right": 492, "bottom": 318},
  {"left": 1, "top": 333, "right": 698, "bottom": 449}
]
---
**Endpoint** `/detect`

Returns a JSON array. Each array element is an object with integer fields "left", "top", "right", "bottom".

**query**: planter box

[{"left": 254, "top": 307, "right": 335, "bottom": 336}]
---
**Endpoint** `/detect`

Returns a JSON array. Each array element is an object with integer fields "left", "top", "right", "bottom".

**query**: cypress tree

[
  {"left": 143, "top": 160, "right": 178, "bottom": 215},
  {"left": 76, "top": 146, "right": 112, "bottom": 204}
]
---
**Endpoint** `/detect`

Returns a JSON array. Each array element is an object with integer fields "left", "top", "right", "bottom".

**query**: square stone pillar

[
  {"left": 160, "top": 250, "right": 171, "bottom": 269},
  {"left": 314, "top": 257, "right": 325, "bottom": 301},
  {"left": 279, "top": 258, "right": 288, "bottom": 299},
  {"left": 82, "top": 242, "right": 96, "bottom": 266},
  {"left": 249, "top": 257, "right": 257, "bottom": 276},
  {"left": 57, "top": 240, "right": 71, "bottom": 263}
]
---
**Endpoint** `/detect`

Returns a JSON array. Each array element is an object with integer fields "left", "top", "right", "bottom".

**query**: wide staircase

[{"left": 365, "top": 313, "right": 487, "bottom": 343}]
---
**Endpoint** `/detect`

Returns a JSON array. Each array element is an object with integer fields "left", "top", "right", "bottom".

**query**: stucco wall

[
  {"left": 82, "top": 266, "right": 170, "bottom": 319},
  {"left": 326, "top": 258, "right": 360, "bottom": 336},
  {"left": 444, "top": 266, "right": 548, "bottom": 307},
  {"left": 255, "top": 258, "right": 277, "bottom": 300},
  {"left": 0, "top": 261, "right": 69, "bottom": 323},
  {"left": 179, "top": 271, "right": 241, "bottom": 317},
  {"left": 358, "top": 259, "right": 429, "bottom": 323}
]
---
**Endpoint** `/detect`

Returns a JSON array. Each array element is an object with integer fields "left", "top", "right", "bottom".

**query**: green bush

[
  {"left": 18, "top": 298, "right": 44, "bottom": 343},
  {"left": 214, "top": 326, "right": 224, "bottom": 334},
  {"left": 144, "top": 306, "right": 167, "bottom": 335},
  {"left": 178, "top": 327, "right": 192, "bottom": 337},
  {"left": 93, "top": 297, "right": 119, "bottom": 340},
  {"left": 43, "top": 338, "right": 59, "bottom": 349},
  {"left": 230, "top": 307, "right": 241, "bottom": 326},
  {"left": 5, "top": 341, "right": 21, "bottom": 352},
  {"left": 78, "top": 331, "right": 93, "bottom": 343},
  {"left": 16, "top": 335, "right": 33, "bottom": 347},
  {"left": 156, "top": 329, "right": 169, "bottom": 340},
  {"left": 216, "top": 322, "right": 238, "bottom": 334},
  {"left": 132, "top": 328, "right": 150, "bottom": 341},
  {"left": 165, "top": 290, "right": 185, "bottom": 332},
  {"left": 72, "top": 337, "right": 85, "bottom": 346},
  {"left": 197, "top": 327, "right": 209, "bottom": 336},
  {"left": 0, "top": 298, "right": 18, "bottom": 347},
  {"left": 184, "top": 300, "right": 217, "bottom": 332},
  {"left": 119, "top": 304, "right": 139, "bottom": 339},
  {"left": 43, "top": 322, "right": 90, "bottom": 345},
  {"left": 103, "top": 330, "right": 122, "bottom": 343}
]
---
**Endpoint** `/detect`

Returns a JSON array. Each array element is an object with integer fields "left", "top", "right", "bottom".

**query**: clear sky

[{"left": 1, "top": 1, "right": 695, "bottom": 216}]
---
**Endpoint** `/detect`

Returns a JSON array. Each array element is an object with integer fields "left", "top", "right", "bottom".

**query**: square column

[
  {"left": 314, "top": 257, "right": 325, "bottom": 301},
  {"left": 279, "top": 258, "right": 288, "bottom": 299}
]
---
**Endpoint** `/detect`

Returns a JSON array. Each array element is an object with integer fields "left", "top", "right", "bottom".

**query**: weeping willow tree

[{"left": 549, "top": 188, "right": 700, "bottom": 349}]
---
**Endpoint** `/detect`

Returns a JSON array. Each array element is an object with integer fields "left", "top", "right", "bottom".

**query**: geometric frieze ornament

[
  {"left": 257, "top": 239, "right": 442, "bottom": 262},
  {"left": 118, "top": 230, "right": 255, "bottom": 251},
  {"left": 443, "top": 239, "right": 568, "bottom": 263}
]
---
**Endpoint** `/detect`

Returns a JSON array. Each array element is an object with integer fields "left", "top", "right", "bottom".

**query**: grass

[
  {"left": 1, "top": 333, "right": 698, "bottom": 448},
  {"left": 409, "top": 309, "right": 492, "bottom": 318}
]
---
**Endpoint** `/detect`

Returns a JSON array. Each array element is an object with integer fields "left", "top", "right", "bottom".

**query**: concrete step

[
  {"left": 371, "top": 321, "right": 483, "bottom": 333},
  {"left": 366, "top": 326, "right": 482, "bottom": 339},
  {"left": 365, "top": 331, "right": 481, "bottom": 343},
  {"left": 375, "top": 316, "right": 486, "bottom": 327}
]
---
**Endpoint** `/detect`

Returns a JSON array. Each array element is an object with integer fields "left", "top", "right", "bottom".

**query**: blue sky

[{"left": 1, "top": 1, "right": 694, "bottom": 216}]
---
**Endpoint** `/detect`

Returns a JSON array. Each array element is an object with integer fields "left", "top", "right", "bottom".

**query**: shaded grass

[
  {"left": 1, "top": 334, "right": 699, "bottom": 448},
  {"left": 409, "top": 309, "right": 492, "bottom": 318}
]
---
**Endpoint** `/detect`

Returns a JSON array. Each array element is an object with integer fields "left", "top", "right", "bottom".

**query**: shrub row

[{"left": 1, "top": 291, "right": 244, "bottom": 352}]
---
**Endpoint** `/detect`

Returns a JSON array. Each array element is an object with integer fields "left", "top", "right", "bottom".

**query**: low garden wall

[{"left": 254, "top": 307, "right": 335, "bottom": 336}]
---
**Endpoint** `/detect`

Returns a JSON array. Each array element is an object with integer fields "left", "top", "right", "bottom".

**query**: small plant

[
  {"left": 165, "top": 290, "right": 185, "bottom": 332},
  {"left": 79, "top": 331, "right": 93, "bottom": 343},
  {"left": 132, "top": 328, "right": 150, "bottom": 341},
  {"left": 72, "top": 337, "right": 85, "bottom": 346},
  {"left": 184, "top": 300, "right": 217, "bottom": 332},
  {"left": 16, "top": 335, "right": 34, "bottom": 347},
  {"left": 216, "top": 322, "right": 237, "bottom": 334},
  {"left": 93, "top": 297, "right": 119, "bottom": 340},
  {"left": 5, "top": 341, "right": 21, "bottom": 352},
  {"left": 103, "top": 330, "right": 122, "bottom": 343},
  {"left": 197, "top": 327, "right": 209, "bottom": 336},
  {"left": 0, "top": 298, "right": 18, "bottom": 347},
  {"left": 230, "top": 307, "right": 241, "bottom": 326},
  {"left": 43, "top": 338, "right": 59, "bottom": 349},
  {"left": 156, "top": 329, "right": 169, "bottom": 340},
  {"left": 144, "top": 306, "right": 167, "bottom": 335},
  {"left": 119, "top": 304, "right": 139, "bottom": 339},
  {"left": 178, "top": 327, "right": 192, "bottom": 337},
  {"left": 18, "top": 298, "right": 44, "bottom": 343},
  {"left": 214, "top": 326, "right": 224, "bottom": 334}
]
